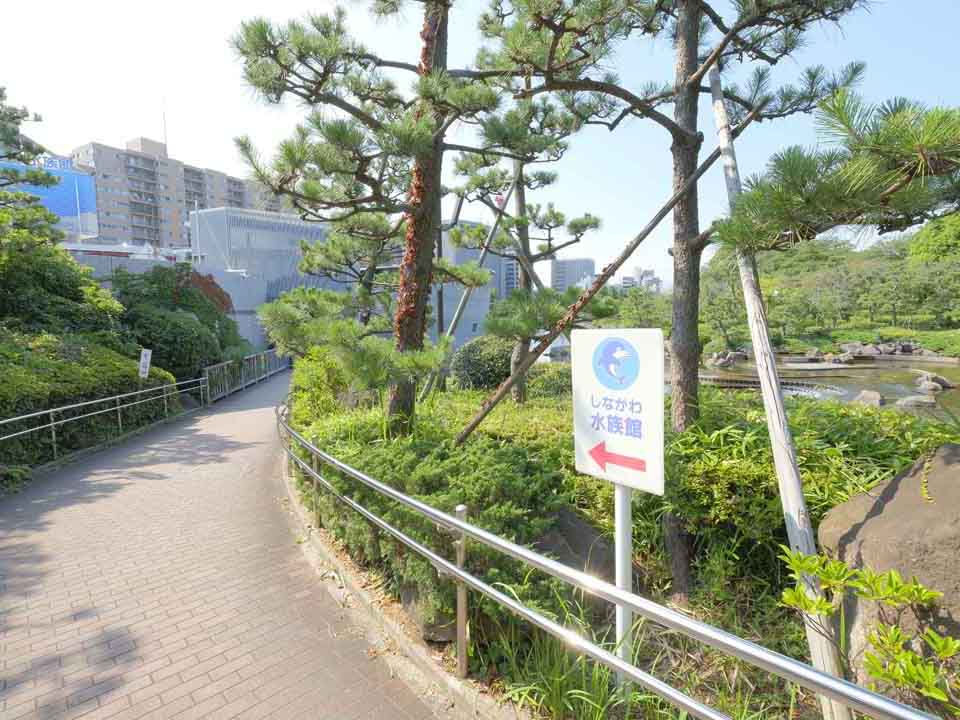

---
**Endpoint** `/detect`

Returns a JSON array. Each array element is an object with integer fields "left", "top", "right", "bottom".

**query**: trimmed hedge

[
  {"left": 0, "top": 329, "right": 178, "bottom": 469},
  {"left": 527, "top": 361, "right": 572, "bottom": 398},
  {"left": 450, "top": 335, "right": 514, "bottom": 390},
  {"left": 124, "top": 306, "right": 222, "bottom": 380}
]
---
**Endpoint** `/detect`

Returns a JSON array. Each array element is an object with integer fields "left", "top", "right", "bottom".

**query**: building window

[{"left": 471, "top": 322, "right": 479, "bottom": 333}]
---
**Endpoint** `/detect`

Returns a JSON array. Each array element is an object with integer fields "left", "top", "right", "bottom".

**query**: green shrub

[
  {"left": 289, "top": 347, "right": 351, "bottom": 428},
  {"left": 0, "top": 328, "right": 178, "bottom": 468},
  {"left": 284, "top": 383, "right": 959, "bottom": 717},
  {"left": 124, "top": 305, "right": 221, "bottom": 380},
  {"left": 527, "top": 362, "right": 571, "bottom": 398},
  {"left": 450, "top": 335, "right": 513, "bottom": 390},
  {"left": 113, "top": 264, "right": 249, "bottom": 363},
  {"left": 295, "top": 406, "right": 567, "bottom": 635},
  {"left": 0, "top": 242, "right": 122, "bottom": 334}
]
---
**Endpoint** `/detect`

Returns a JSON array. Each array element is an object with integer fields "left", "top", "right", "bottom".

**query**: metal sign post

[
  {"left": 138, "top": 349, "right": 152, "bottom": 380},
  {"left": 571, "top": 329, "right": 665, "bottom": 672}
]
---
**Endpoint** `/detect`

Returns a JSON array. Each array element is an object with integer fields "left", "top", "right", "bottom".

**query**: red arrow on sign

[{"left": 589, "top": 441, "right": 646, "bottom": 472}]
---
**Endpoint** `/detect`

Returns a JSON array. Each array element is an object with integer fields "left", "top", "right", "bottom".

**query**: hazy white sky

[{"left": 3, "top": 1, "right": 959, "bottom": 283}]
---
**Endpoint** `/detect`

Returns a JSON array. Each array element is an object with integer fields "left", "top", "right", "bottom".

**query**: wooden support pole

[{"left": 708, "top": 66, "right": 852, "bottom": 720}]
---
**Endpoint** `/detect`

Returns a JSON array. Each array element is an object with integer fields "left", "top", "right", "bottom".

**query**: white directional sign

[
  {"left": 138, "top": 349, "right": 152, "bottom": 379},
  {"left": 571, "top": 329, "right": 665, "bottom": 495}
]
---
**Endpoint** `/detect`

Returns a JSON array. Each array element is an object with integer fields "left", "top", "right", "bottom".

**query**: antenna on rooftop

[{"left": 162, "top": 96, "right": 168, "bottom": 149}]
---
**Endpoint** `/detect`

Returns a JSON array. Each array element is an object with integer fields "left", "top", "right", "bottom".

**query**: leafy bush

[
  {"left": 450, "top": 335, "right": 513, "bottom": 390},
  {"left": 0, "top": 328, "right": 178, "bottom": 469},
  {"left": 113, "top": 264, "right": 249, "bottom": 369},
  {"left": 527, "top": 362, "right": 571, "bottom": 398},
  {"left": 294, "top": 405, "right": 566, "bottom": 634},
  {"left": 286, "top": 381, "right": 957, "bottom": 717},
  {"left": 289, "top": 346, "right": 350, "bottom": 428},
  {"left": 659, "top": 391, "right": 957, "bottom": 576},
  {"left": 0, "top": 242, "right": 122, "bottom": 334},
  {"left": 910, "top": 213, "right": 960, "bottom": 263},
  {"left": 123, "top": 305, "right": 221, "bottom": 380},
  {"left": 781, "top": 549, "right": 959, "bottom": 717}
]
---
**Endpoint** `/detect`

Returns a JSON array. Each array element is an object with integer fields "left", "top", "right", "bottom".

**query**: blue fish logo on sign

[{"left": 593, "top": 337, "right": 640, "bottom": 391}]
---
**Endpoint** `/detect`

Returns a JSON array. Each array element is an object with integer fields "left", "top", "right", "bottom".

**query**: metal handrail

[
  {"left": 276, "top": 403, "right": 936, "bottom": 720},
  {"left": 0, "top": 378, "right": 205, "bottom": 428},
  {"left": 204, "top": 348, "right": 289, "bottom": 402},
  {"left": 0, "top": 379, "right": 202, "bottom": 465}
]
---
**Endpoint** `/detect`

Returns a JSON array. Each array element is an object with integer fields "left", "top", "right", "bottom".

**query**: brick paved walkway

[{"left": 0, "top": 375, "right": 438, "bottom": 720}]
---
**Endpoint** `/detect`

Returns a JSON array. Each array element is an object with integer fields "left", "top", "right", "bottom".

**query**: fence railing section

[
  {"left": 1, "top": 349, "right": 290, "bottom": 467},
  {"left": 276, "top": 402, "right": 936, "bottom": 720},
  {"left": 204, "top": 349, "right": 289, "bottom": 403},
  {"left": 0, "top": 378, "right": 207, "bottom": 466}
]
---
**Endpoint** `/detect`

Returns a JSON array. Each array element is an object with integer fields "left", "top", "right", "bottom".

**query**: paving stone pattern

[{"left": 0, "top": 376, "right": 439, "bottom": 720}]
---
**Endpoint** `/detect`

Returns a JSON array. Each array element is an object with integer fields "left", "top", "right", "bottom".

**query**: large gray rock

[
  {"left": 535, "top": 507, "right": 616, "bottom": 583},
  {"left": 819, "top": 444, "right": 960, "bottom": 683},
  {"left": 805, "top": 348, "right": 824, "bottom": 360},
  {"left": 860, "top": 343, "right": 883, "bottom": 356},
  {"left": 914, "top": 371, "right": 956, "bottom": 390},
  {"left": 918, "top": 380, "right": 943, "bottom": 394},
  {"left": 401, "top": 584, "right": 456, "bottom": 643},
  {"left": 852, "top": 390, "right": 884, "bottom": 407},
  {"left": 840, "top": 342, "right": 864, "bottom": 355},
  {"left": 896, "top": 395, "right": 938, "bottom": 407}
]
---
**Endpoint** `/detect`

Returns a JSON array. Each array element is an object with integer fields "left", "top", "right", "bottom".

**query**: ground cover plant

[{"left": 286, "top": 347, "right": 959, "bottom": 718}]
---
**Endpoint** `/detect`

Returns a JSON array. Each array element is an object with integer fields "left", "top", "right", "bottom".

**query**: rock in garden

[
  {"left": 805, "top": 348, "right": 824, "bottom": 360},
  {"left": 401, "top": 584, "right": 456, "bottom": 643},
  {"left": 896, "top": 395, "right": 938, "bottom": 407},
  {"left": 918, "top": 380, "right": 943, "bottom": 393},
  {"left": 879, "top": 342, "right": 898, "bottom": 355},
  {"left": 914, "top": 371, "right": 956, "bottom": 390},
  {"left": 840, "top": 342, "right": 863, "bottom": 355},
  {"left": 852, "top": 390, "right": 884, "bottom": 407},
  {"left": 818, "top": 444, "right": 960, "bottom": 684},
  {"left": 860, "top": 343, "right": 882, "bottom": 356},
  {"left": 728, "top": 351, "right": 748, "bottom": 363},
  {"left": 535, "top": 507, "right": 616, "bottom": 583}
]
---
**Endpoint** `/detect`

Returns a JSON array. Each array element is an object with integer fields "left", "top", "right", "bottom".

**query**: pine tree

[
  {"left": 0, "top": 87, "right": 61, "bottom": 247},
  {"left": 448, "top": 93, "right": 601, "bottom": 400},
  {"left": 462, "top": 0, "right": 867, "bottom": 597},
  {"left": 234, "top": 4, "right": 528, "bottom": 433}
]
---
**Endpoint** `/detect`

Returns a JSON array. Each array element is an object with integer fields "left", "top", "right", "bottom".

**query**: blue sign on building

[{"left": 0, "top": 158, "right": 98, "bottom": 238}]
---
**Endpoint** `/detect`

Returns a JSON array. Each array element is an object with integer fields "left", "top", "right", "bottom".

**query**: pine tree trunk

[
  {"left": 663, "top": 0, "right": 703, "bottom": 602},
  {"left": 510, "top": 339, "right": 530, "bottom": 403},
  {"left": 511, "top": 158, "right": 532, "bottom": 404},
  {"left": 387, "top": 2, "right": 448, "bottom": 435},
  {"left": 358, "top": 263, "right": 376, "bottom": 326}
]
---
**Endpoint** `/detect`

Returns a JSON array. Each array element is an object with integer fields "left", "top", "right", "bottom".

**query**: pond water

[{"left": 707, "top": 357, "right": 960, "bottom": 420}]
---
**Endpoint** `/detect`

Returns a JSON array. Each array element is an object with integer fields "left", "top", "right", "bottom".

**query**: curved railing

[
  {"left": 0, "top": 349, "right": 290, "bottom": 468},
  {"left": 204, "top": 349, "right": 289, "bottom": 402},
  {"left": 276, "top": 401, "right": 935, "bottom": 720}
]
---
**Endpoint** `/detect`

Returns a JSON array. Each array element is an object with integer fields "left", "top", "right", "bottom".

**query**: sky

[{"left": 3, "top": 1, "right": 959, "bottom": 285}]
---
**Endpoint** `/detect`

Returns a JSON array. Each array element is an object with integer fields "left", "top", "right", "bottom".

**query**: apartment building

[
  {"left": 70, "top": 137, "right": 281, "bottom": 248},
  {"left": 550, "top": 257, "right": 596, "bottom": 292}
]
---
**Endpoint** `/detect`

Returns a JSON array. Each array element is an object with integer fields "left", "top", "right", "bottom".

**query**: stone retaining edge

[{"left": 279, "top": 455, "right": 529, "bottom": 720}]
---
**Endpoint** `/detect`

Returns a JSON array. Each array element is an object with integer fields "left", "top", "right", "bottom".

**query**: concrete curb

[{"left": 279, "top": 458, "right": 528, "bottom": 720}]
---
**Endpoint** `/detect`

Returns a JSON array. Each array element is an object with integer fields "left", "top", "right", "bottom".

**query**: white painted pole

[
  {"left": 614, "top": 482, "right": 633, "bottom": 677},
  {"left": 709, "top": 66, "right": 852, "bottom": 720}
]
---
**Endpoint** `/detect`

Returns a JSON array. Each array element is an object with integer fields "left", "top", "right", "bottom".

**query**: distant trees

[{"left": 715, "top": 92, "right": 960, "bottom": 344}]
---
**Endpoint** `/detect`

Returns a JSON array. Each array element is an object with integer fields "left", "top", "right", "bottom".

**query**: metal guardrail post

[
  {"left": 163, "top": 385, "right": 169, "bottom": 417},
  {"left": 455, "top": 503, "right": 468, "bottom": 679},
  {"left": 49, "top": 410, "right": 58, "bottom": 459},
  {"left": 116, "top": 397, "right": 123, "bottom": 434},
  {"left": 312, "top": 453, "right": 321, "bottom": 528}
]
